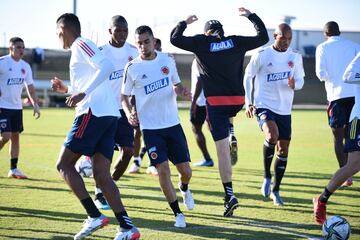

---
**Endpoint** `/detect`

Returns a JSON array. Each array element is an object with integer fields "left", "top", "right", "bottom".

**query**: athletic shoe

[
  {"left": 270, "top": 191, "right": 284, "bottom": 207},
  {"left": 94, "top": 195, "right": 111, "bottom": 210},
  {"left": 74, "top": 214, "right": 109, "bottom": 240},
  {"left": 179, "top": 187, "right": 194, "bottom": 210},
  {"left": 146, "top": 166, "right": 158, "bottom": 176},
  {"left": 114, "top": 227, "right": 141, "bottom": 240},
  {"left": 128, "top": 163, "right": 140, "bottom": 174},
  {"left": 229, "top": 135, "right": 238, "bottom": 166},
  {"left": 313, "top": 196, "right": 326, "bottom": 225},
  {"left": 223, "top": 195, "right": 239, "bottom": 217},
  {"left": 341, "top": 178, "right": 353, "bottom": 187},
  {"left": 261, "top": 178, "right": 271, "bottom": 198},
  {"left": 192, "top": 159, "right": 214, "bottom": 167},
  {"left": 174, "top": 213, "right": 186, "bottom": 228},
  {"left": 8, "top": 168, "right": 28, "bottom": 179}
]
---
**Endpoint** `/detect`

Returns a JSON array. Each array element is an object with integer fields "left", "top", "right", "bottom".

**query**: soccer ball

[
  {"left": 322, "top": 216, "right": 351, "bottom": 240},
  {"left": 75, "top": 157, "right": 93, "bottom": 178}
]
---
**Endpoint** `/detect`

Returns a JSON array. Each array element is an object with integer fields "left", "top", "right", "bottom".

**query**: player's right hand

[
  {"left": 185, "top": 15, "right": 198, "bottom": 25},
  {"left": 239, "top": 7, "right": 251, "bottom": 17},
  {"left": 51, "top": 77, "right": 68, "bottom": 93},
  {"left": 245, "top": 105, "right": 256, "bottom": 118}
]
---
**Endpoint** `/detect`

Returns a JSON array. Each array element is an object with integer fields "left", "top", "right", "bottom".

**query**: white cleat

[
  {"left": 74, "top": 214, "right": 109, "bottom": 240},
  {"left": 174, "top": 213, "right": 186, "bottom": 228}
]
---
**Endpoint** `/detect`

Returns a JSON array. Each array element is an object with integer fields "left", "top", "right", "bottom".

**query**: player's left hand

[
  {"left": 288, "top": 77, "right": 295, "bottom": 89},
  {"left": 185, "top": 15, "right": 198, "bottom": 25},
  {"left": 33, "top": 103, "right": 40, "bottom": 119},
  {"left": 66, "top": 92, "right": 86, "bottom": 107},
  {"left": 239, "top": 7, "right": 251, "bottom": 17}
]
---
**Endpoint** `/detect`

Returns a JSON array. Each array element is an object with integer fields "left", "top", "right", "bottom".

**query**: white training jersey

[
  {"left": 0, "top": 55, "right": 33, "bottom": 109},
  {"left": 316, "top": 36, "right": 360, "bottom": 102},
  {"left": 343, "top": 52, "right": 360, "bottom": 121},
  {"left": 191, "top": 59, "right": 206, "bottom": 106},
  {"left": 244, "top": 46, "right": 305, "bottom": 115},
  {"left": 69, "top": 37, "right": 119, "bottom": 117},
  {"left": 99, "top": 42, "right": 138, "bottom": 108},
  {"left": 122, "top": 52, "right": 181, "bottom": 130}
]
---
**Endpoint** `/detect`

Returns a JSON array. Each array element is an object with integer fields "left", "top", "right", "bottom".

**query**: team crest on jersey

[
  {"left": 288, "top": 61, "right": 294, "bottom": 68},
  {"left": 128, "top": 56, "right": 133, "bottom": 62},
  {"left": 144, "top": 77, "right": 169, "bottom": 94},
  {"left": 210, "top": 39, "right": 234, "bottom": 52},
  {"left": 267, "top": 71, "right": 290, "bottom": 82},
  {"left": 21, "top": 68, "right": 26, "bottom": 75},
  {"left": 161, "top": 66, "right": 169, "bottom": 75}
]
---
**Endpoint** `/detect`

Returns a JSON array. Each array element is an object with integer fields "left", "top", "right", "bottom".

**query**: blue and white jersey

[
  {"left": 122, "top": 52, "right": 181, "bottom": 130},
  {"left": 99, "top": 42, "right": 138, "bottom": 109},
  {"left": 343, "top": 52, "right": 360, "bottom": 121},
  {"left": 0, "top": 54, "right": 33, "bottom": 109},
  {"left": 191, "top": 59, "right": 206, "bottom": 106},
  {"left": 244, "top": 46, "right": 305, "bottom": 115}
]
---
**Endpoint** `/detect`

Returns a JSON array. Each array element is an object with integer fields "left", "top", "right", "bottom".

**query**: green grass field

[{"left": 0, "top": 108, "right": 359, "bottom": 240}]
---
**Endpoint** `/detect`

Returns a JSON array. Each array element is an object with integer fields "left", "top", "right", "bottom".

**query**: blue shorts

[
  {"left": 344, "top": 117, "right": 360, "bottom": 153},
  {"left": 327, "top": 97, "right": 354, "bottom": 128},
  {"left": 0, "top": 108, "right": 23, "bottom": 133},
  {"left": 190, "top": 104, "right": 207, "bottom": 125},
  {"left": 64, "top": 109, "right": 117, "bottom": 160},
  {"left": 207, "top": 105, "right": 242, "bottom": 141},
  {"left": 256, "top": 108, "right": 292, "bottom": 140},
  {"left": 114, "top": 110, "right": 134, "bottom": 148},
  {"left": 142, "top": 124, "right": 191, "bottom": 166}
]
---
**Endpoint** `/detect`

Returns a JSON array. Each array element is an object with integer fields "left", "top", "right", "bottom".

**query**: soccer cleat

[
  {"left": 179, "top": 187, "right": 194, "bottom": 210},
  {"left": 270, "top": 191, "right": 284, "bottom": 207},
  {"left": 128, "top": 163, "right": 140, "bottom": 174},
  {"left": 229, "top": 135, "right": 238, "bottom": 166},
  {"left": 94, "top": 195, "right": 111, "bottom": 210},
  {"left": 341, "top": 178, "right": 353, "bottom": 187},
  {"left": 146, "top": 166, "right": 158, "bottom": 176},
  {"left": 261, "top": 178, "right": 271, "bottom": 198},
  {"left": 8, "top": 168, "right": 28, "bottom": 179},
  {"left": 313, "top": 196, "right": 326, "bottom": 225},
  {"left": 74, "top": 214, "right": 109, "bottom": 240},
  {"left": 223, "top": 195, "right": 239, "bottom": 217},
  {"left": 174, "top": 213, "right": 186, "bottom": 228},
  {"left": 192, "top": 159, "right": 214, "bottom": 167},
  {"left": 114, "top": 227, "right": 141, "bottom": 240}
]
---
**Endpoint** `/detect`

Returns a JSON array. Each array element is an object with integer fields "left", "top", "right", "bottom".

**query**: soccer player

[
  {"left": 190, "top": 58, "right": 214, "bottom": 167},
  {"left": 128, "top": 37, "right": 162, "bottom": 176},
  {"left": 313, "top": 52, "right": 360, "bottom": 224},
  {"left": 170, "top": 7, "right": 269, "bottom": 217},
  {"left": 122, "top": 25, "right": 194, "bottom": 228},
  {"left": 244, "top": 23, "right": 305, "bottom": 206},
  {"left": 51, "top": 13, "right": 140, "bottom": 240},
  {"left": 0, "top": 37, "right": 41, "bottom": 179},
  {"left": 315, "top": 21, "right": 360, "bottom": 186}
]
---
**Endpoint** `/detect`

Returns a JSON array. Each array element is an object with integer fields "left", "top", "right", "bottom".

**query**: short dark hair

[
  {"left": 324, "top": 21, "right": 340, "bottom": 36},
  {"left": 110, "top": 15, "right": 128, "bottom": 28},
  {"left": 204, "top": 20, "right": 224, "bottom": 37},
  {"left": 56, "top": 13, "right": 81, "bottom": 35},
  {"left": 135, "top": 25, "right": 153, "bottom": 37},
  {"left": 9, "top": 37, "right": 24, "bottom": 45}
]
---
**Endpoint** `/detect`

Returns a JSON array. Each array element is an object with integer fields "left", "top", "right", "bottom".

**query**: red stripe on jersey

[
  {"left": 78, "top": 40, "right": 95, "bottom": 57},
  {"left": 207, "top": 96, "right": 245, "bottom": 106},
  {"left": 75, "top": 110, "right": 92, "bottom": 139}
]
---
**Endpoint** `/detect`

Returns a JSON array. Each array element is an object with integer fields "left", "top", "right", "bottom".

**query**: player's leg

[
  {"left": 128, "top": 127, "right": 142, "bottom": 174},
  {"left": 229, "top": 117, "right": 238, "bottom": 166}
]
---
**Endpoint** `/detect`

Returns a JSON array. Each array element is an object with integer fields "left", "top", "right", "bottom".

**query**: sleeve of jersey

[
  {"left": 24, "top": 63, "right": 34, "bottom": 86},
  {"left": 170, "top": 21, "right": 198, "bottom": 52},
  {"left": 315, "top": 45, "right": 328, "bottom": 82},
  {"left": 122, "top": 63, "right": 134, "bottom": 95},
  {"left": 77, "top": 39, "right": 114, "bottom": 95},
  {"left": 170, "top": 57, "right": 181, "bottom": 85},
  {"left": 293, "top": 54, "right": 305, "bottom": 90},
  {"left": 343, "top": 52, "right": 360, "bottom": 84},
  {"left": 243, "top": 54, "right": 259, "bottom": 106}
]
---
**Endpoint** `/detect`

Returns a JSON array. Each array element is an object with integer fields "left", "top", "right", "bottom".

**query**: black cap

[{"left": 204, "top": 20, "right": 223, "bottom": 32}]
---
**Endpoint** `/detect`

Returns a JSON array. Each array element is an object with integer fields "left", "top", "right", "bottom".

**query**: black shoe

[{"left": 223, "top": 196, "right": 239, "bottom": 217}]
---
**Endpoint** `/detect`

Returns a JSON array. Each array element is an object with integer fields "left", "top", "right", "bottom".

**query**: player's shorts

[
  {"left": 0, "top": 108, "right": 23, "bottom": 133},
  {"left": 64, "top": 109, "right": 117, "bottom": 160},
  {"left": 344, "top": 117, "right": 360, "bottom": 153},
  {"left": 256, "top": 108, "right": 292, "bottom": 140},
  {"left": 327, "top": 97, "right": 354, "bottom": 128},
  {"left": 207, "top": 105, "right": 242, "bottom": 141},
  {"left": 114, "top": 110, "right": 134, "bottom": 148},
  {"left": 190, "top": 104, "right": 206, "bottom": 125},
  {"left": 142, "top": 124, "right": 191, "bottom": 166}
]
